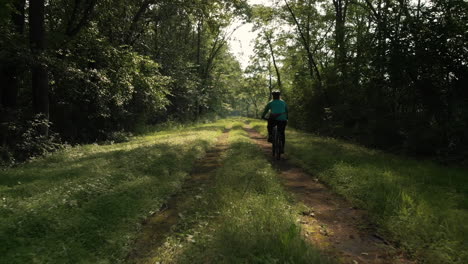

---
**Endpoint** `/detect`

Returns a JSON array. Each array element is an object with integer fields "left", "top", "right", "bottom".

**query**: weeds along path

[
  {"left": 244, "top": 124, "right": 413, "bottom": 264},
  {"left": 126, "top": 128, "right": 230, "bottom": 263}
]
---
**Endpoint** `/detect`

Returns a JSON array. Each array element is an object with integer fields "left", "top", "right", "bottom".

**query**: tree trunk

[
  {"left": 285, "top": 0, "right": 321, "bottom": 85},
  {"left": 197, "top": 16, "right": 203, "bottom": 72},
  {"left": 333, "top": 0, "right": 347, "bottom": 76},
  {"left": 123, "top": 0, "right": 155, "bottom": 45},
  {"left": 0, "top": 0, "right": 25, "bottom": 111},
  {"left": 264, "top": 31, "right": 282, "bottom": 90},
  {"left": 65, "top": 0, "right": 97, "bottom": 38},
  {"left": 29, "top": 0, "right": 49, "bottom": 136},
  {"left": 252, "top": 99, "right": 259, "bottom": 118},
  {"left": 284, "top": 0, "right": 329, "bottom": 105},
  {"left": 268, "top": 60, "right": 273, "bottom": 101}
]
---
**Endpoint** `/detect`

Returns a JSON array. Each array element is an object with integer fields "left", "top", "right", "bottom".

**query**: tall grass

[
  {"left": 250, "top": 118, "right": 468, "bottom": 264},
  {"left": 149, "top": 123, "right": 331, "bottom": 263},
  {"left": 0, "top": 121, "right": 229, "bottom": 263}
]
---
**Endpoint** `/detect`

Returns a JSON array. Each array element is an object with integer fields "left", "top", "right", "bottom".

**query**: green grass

[
  {"left": 0, "top": 120, "right": 230, "bottom": 263},
  {"left": 249, "top": 118, "right": 468, "bottom": 264},
  {"left": 149, "top": 123, "right": 332, "bottom": 263}
]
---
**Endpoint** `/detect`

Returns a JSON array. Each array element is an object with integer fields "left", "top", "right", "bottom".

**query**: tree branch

[
  {"left": 66, "top": 0, "right": 97, "bottom": 37},
  {"left": 125, "top": 0, "right": 156, "bottom": 44},
  {"left": 283, "top": 0, "right": 323, "bottom": 89}
]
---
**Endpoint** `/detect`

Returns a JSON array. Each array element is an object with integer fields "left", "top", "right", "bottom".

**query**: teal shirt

[{"left": 261, "top": 99, "right": 288, "bottom": 121}]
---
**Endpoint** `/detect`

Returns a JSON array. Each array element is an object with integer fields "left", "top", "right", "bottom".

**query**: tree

[
  {"left": 0, "top": 0, "right": 25, "bottom": 112},
  {"left": 250, "top": 4, "right": 283, "bottom": 94},
  {"left": 247, "top": 0, "right": 468, "bottom": 159},
  {"left": 29, "top": 0, "right": 49, "bottom": 136}
]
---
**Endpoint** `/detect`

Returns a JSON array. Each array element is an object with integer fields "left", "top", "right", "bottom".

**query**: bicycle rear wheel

[
  {"left": 274, "top": 128, "right": 281, "bottom": 160},
  {"left": 272, "top": 126, "right": 277, "bottom": 156}
]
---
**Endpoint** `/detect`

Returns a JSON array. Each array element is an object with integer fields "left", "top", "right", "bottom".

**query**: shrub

[
  {"left": 0, "top": 114, "right": 63, "bottom": 165},
  {"left": 105, "top": 130, "right": 133, "bottom": 144}
]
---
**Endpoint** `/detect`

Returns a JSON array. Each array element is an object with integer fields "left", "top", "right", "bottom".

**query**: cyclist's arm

[
  {"left": 261, "top": 102, "right": 271, "bottom": 119},
  {"left": 285, "top": 103, "right": 288, "bottom": 120}
]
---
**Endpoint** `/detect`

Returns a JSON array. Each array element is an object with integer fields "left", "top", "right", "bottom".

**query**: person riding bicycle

[{"left": 261, "top": 90, "right": 288, "bottom": 153}]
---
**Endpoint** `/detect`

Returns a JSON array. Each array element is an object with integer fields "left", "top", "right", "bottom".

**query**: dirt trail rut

[
  {"left": 126, "top": 129, "right": 230, "bottom": 263},
  {"left": 244, "top": 125, "right": 413, "bottom": 264}
]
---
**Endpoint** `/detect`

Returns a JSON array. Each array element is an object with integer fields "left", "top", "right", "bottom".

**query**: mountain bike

[
  {"left": 262, "top": 117, "right": 285, "bottom": 160},
  {"left": 271, "top": 124, "right": 284, "bottom": 160}
]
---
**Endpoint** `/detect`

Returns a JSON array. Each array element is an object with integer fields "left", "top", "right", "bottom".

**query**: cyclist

[{"left": 261, "top": 90, "right": 288, "bottom": 153}]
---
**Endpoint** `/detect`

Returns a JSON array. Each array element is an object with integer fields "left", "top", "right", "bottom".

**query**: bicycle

[
  {"left": 263, "top": 117, "right": 284, "bottom": 160},
  {"left": 271, "top": 124, "right": 284, "bottom": 160}
]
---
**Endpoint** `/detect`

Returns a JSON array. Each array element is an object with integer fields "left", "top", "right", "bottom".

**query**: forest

[
  {"left": 1, "top": 0, "right": 467, "bottom": 164},
  {"left": 0, "top": 0, "right": 467, "bottom": 263},
  {"left": 0, "top": 0, "right": 248, "bottom": 163}
]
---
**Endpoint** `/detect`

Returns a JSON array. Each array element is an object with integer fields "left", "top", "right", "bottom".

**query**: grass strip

[
  {"left": 249, "top": 118, "right": 468, "bottom": 264},
  {"left": 0, "top": 120, "right": 231, "bottom": 263},
  {"left": 149, "top": 122, "right": 332, "bottom": 263}
]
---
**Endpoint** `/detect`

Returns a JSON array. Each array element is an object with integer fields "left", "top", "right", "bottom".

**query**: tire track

[
  {"left": 244, "top": 124, "right": 413, "bottom": 264},
  {"left": 126, "top": 129, "right": 230, "bottom": 263}
]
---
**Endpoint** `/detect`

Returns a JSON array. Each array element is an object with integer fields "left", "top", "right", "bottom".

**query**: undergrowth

[
  {"left": 250, "top": 118, "right": 468, "bottom": 264},
  {"left": 148, "top": 122, "right": 331, "bottom": 263},
  {"left": 0, "top": 120, "right": 229, "bottom": 263}
]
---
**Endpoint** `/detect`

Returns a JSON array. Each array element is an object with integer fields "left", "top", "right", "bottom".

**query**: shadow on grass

[
  {"left": 287, "top": 132, "right": 468, "bottom": 205},
  {"left": 3, "top": 178, "right": 168, "bottom": 263},
  {"left": 0, "top": 124, "right": 227, "bottom": 187},
  {"left": 0, "top": 124, "right": 224, "bottom": 263}
]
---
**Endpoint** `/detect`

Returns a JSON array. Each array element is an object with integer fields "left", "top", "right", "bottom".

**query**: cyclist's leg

[
  {"left": 278, "top": 121, "right": 287, "bottom": 152},
  {"left": 267, "top": 118, "right": 274, "bottom": 142}
]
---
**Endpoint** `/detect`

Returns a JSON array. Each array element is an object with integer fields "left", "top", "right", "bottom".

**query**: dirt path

[
  {"left": 126, "top": 129, "right": 230, "bottom": 263},
  {"left": 244, "top": 125, "right": 413, "bottom": 264}
]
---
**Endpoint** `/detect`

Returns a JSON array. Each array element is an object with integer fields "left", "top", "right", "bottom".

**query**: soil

[
  {"left": 125, "top": 129, "right": 230, "bottom": 264},
  {"left": 244, "top": 124, "right": 414, "bottom": 264}
]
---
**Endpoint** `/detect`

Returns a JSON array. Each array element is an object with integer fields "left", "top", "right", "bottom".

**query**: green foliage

[
  {"left": 48, "top": 28, "right": 171, "bottom": 142},
  {"left": 250, "top": 119, "right": 468, "bottom": 264},
  {"left": 0, "top": 0, "right": 11, "bottom": 23},
  {"left": 250, "top": 4, "right": 276, "bottom": 24},
  {"left": 16, "top": 115, "right": 64, "bottom": 159},
  {"left": 236, "top": 73, "right": 270, "bottom": 118},
  {"left": 105, "top": 130, "right": 133, "bottom": 144},
  {"left": 1, "top": 0, "right": 248, "bottom": 164},
  {"left": 0, "top": 114, "right": 64, "bottom": 165},
  {"left": 0, "top": 121, "right": 226, "bottom": 263},
  {"left": 247, "top": 0, "right": 468, "bottom": 160}
]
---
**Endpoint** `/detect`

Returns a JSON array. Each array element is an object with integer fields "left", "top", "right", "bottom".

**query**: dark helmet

[{"left": 271, "top": 90, "right": 281, "bottom": 96}]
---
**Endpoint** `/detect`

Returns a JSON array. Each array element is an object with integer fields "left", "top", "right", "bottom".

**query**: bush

[
  {"left": 48, "top": 31, "right": 171, "bottom": 143},
  {"left": 17, "top": 115, "right": 63, "bottom": 157},
  {"left": 0, "top": 114, "right": 63, "bottom": 165},
  {"left": 105, "top": 130, "right": 133, "bottom": 144},
  {"left": 0, "top": 146, "right": 15, "bottom": 167}
]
